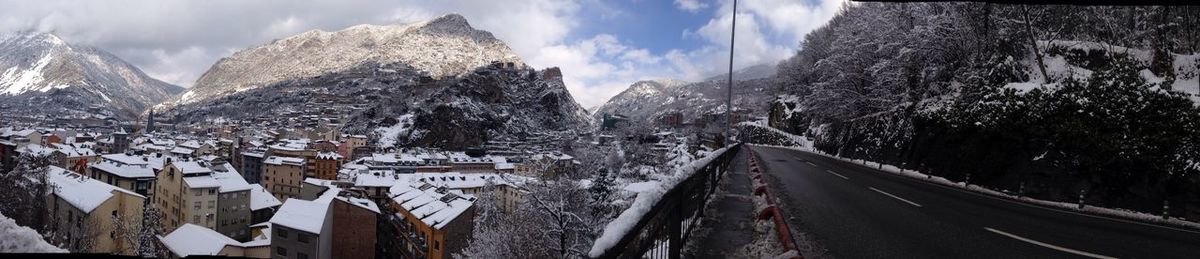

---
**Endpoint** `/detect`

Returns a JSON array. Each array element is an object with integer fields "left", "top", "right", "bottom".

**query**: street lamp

[{"left": 726, "top": 0, "right": 737, "bottom": 147}]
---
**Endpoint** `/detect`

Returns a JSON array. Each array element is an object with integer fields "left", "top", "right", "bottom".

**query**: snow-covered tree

[
  {"left": 0, "top": 154, "right": 53, "bottom": 233},
  {"left": 459, "top": 179, "right": 603, "bottom": 259}
]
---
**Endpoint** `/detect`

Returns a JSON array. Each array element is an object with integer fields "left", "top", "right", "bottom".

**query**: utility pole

[{"left": 726, "top": 0, "right": 737, "bottom": 147}]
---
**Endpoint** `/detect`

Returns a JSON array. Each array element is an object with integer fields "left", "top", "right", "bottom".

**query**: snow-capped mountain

[
  {"left": 168, "top": 13, "right": 524, "bottom": 107},
  {"left": 593, "top": 64, "right": 779, "bottom": 127},
  {"left": 0, "top": 31, "right": 183, "bottom": 118},
  {"left": 163, "top": 14, "right": 590, "bottom": 149}
]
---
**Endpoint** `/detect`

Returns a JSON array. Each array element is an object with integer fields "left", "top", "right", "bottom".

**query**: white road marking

[
  {"left": 984, "top": 227, "right": 1117, "bottom": 259},
  {"left": 825, "top": 170, "right": 849, "bottom": 180},
  {"left": 869, "top": 187, "right": 923, "bottom": 207},
  {"left": 805, "top": 161, "right": 816, "bottom": 167}
]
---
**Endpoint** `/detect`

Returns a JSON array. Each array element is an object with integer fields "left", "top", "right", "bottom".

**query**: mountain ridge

[
  {"left": 168, "top": 13, "right": 524, "bottom": 107},
  {"left": 0, "top": 31, "right": 182, "bottom": 119}
]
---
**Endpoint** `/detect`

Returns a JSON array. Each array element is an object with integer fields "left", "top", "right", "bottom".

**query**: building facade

[{"left": 263, "top": 156, "right": 306, "bottom": 201}]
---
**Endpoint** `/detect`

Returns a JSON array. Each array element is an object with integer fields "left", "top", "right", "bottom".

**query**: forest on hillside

[{"left": 769, "top": 3, "right": 1200, "bottom": 220}]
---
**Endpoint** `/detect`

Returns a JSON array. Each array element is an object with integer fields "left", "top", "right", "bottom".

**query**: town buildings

[{"left": 46, "top": 166, "right": 146, "bottom": 255}]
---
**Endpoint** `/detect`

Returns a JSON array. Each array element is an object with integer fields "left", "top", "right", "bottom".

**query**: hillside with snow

[
  {"left": 166, "top": 13, "right": 524, "bottom": 107},
  {"left": 162, "top": 14, "right": 591, "bottom": 149},
  {"left": 768, "top": 3, "right": 1200, "bottom": 220},
  {"left": 0, "top": 32, "right": 183, "bottom": 119},
  {"left": 593, "top": 64, "right": 779, "bottom": 128}
]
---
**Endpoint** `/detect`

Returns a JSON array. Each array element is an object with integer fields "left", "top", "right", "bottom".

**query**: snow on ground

[
  {"left": 375, "top": 113, "right": 414, "bottom": 149},
  {"left": 0, "top": 212, "right": 66, "bottom": 253},
  {"left": 747, "top": 127, "right": 1200, "bottom": 231},
  {"left": 589, "top": 146, "right": 732, "bottom": 257}
]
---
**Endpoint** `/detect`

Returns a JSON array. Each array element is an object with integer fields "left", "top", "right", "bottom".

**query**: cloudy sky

[{"left": 0, "top": 0, "right": 847, "bottom": 108}]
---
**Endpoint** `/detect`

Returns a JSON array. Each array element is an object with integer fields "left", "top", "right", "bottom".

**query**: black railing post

[{"left": 668, "top": 192, "right": 683, "bottom": 259}]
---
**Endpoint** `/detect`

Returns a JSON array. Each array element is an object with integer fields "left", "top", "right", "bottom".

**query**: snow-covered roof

[
  {"left": 213, "top": 170, "right": 252, "bottom": 193},
  {"left": 184, "top": 176, "right": 221, "bottom": 189},
  {"left": 241, "top": 151, "right": 265, "bottom": 158},
  {"left": 100, "top": 153, "right": 150, "bottom": 166},
  {"left": 269, "top": 199, "right": 330, "bottom": 234},
  {"left": 17, "top": 144, "right": 54, "bottom": 156},
  {"left": 170, "top": 147, "right": 195, "bottom": 155},
  {"left": 412, "top": 172, "right": 527, "bottom": 189},
  {"left": 179, "top": 140, "right": 202, "bottom": 149},
  {"left": 264, "top": 156, "right": 305, "bottom": 166},
  {"left": 48, "top": 166, "right": 144, "bottom": 213},
  {"left": 89, "top": 160, "right": 156, "bottom": 179},
  {"left": 174, "top": 161, "right": 212, "bottom": 175},
  {"left": 50, "top": 143, "right": 96, "bottom": 157},
  {"left": 158, "top": 223, "right": 242, "bottom": 257},
  {"left": 389, "top": 182, "right": 475, "bottom": 229},
  {"left": 371, "top": 153, "right": 399, "bottom": 163},
  {"left": 336, "top": 196, "right": 380, "bottom": 214},
  {"left": 355, "top": 171, "right": 399, "bottom": 187},
  {"left": 249, "top": 184, "right": 282, "bottom": 211}
]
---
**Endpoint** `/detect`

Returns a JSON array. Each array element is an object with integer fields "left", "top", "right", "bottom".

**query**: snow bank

[
  {"left": 0, "top": 212, "right": 66, "bottom": 253},
  {"left": 589, "top": 146, "right": 731, "bottom": 257}
]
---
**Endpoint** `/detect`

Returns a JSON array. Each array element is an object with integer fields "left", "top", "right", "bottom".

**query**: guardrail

[{"left": 590, "top": 144, "right": 741, "bottom": 259}]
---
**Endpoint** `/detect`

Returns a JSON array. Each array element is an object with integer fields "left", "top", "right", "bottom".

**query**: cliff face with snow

[
  {"left": 593, "top": 64, "right": 779, "bottom": 127},
  {"left": 0, "top": 32, "right": 182, "bottom": 118},
  {"left": 164, "top": 14, "right": 590, "bottom": 149},
  {"left": 168, "top": 13, "right": 524, "bottom": 106}
]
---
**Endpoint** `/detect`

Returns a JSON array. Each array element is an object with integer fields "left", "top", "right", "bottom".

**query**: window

[
  {"left": 193, "top": 215, "right": 200, "bottom": 223},
  {"left": 194, "top": 202, "right": 200, "bottom": 210},
  {"left": 276, "top": 228, "right": 288, "bottom": 239},
  {"left": 297, "top": 252, "right": 308, "bottom": 259},
  {"left": 194, "top": 189, "right": 201, "bottom": 196},
  {"left": 208, "top": 201, "right": 215, "bottom": 209},
  {"left": 435, "top": 241, "right": 440, "bottom": 250},
  {"left": 298, "top": 233, "right": 310, "bottom": 243},
  {"left": 276, "top": 247, "right": 287, "bottom": 256},
  {"left": 208, "top": 189, "right": 216, "bottom": 195}
]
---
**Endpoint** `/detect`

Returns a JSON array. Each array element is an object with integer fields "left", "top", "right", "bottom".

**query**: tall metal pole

[{"left": 726, "top": 0, "right": 737, "bottom": 147}]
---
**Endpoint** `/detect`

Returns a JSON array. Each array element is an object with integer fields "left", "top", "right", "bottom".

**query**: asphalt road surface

[{"left": 751, "top": 145, "right": 1200, "bottom": 259}]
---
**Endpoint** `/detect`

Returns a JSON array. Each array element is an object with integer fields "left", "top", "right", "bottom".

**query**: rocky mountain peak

[{"left": 171, "top": 13, "right": 524, "bottom": 106}]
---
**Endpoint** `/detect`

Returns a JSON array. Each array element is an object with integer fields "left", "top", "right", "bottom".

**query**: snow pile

[
  {"left": 589, "top": 146, "right": 731, "bottom": 257},
  {"left": 375, "top": 113, "right": 414, "bottom": 149},
  {"left": 0, "top": 212, "right": 66, "bottom": 253}
]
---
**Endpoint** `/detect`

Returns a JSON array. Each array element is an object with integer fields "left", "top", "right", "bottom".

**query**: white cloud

[
  {"left": 674, "top": 0, "right": 710, "bottom": 13},
  {"left": 528, "top": 34, "right": 676, "bottom": 108},
  {"left": 660, "top": 0, "right": 847, "bottom": 82}
]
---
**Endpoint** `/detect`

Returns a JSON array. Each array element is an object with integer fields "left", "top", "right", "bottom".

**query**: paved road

[{"left": 751, "top": 145, "right": 1200, "bottom": 259}]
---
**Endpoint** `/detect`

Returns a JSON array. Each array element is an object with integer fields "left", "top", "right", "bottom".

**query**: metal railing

[{"left": 591, "top": 144, "right": 742, "bottom": 259}]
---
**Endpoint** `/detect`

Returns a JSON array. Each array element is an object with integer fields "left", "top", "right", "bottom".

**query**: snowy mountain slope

[
  {"left": 163, "top": 14, "right": 591, "bottom": 149},
  {"left": 0, "top": 32, "right": 183, "bottom": 118},
  {"left": 593, "top": 64, "right": 779, "bottom": 127},
  {"left": 167, "top": 13, "right": 524, "bottom": 107}
]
